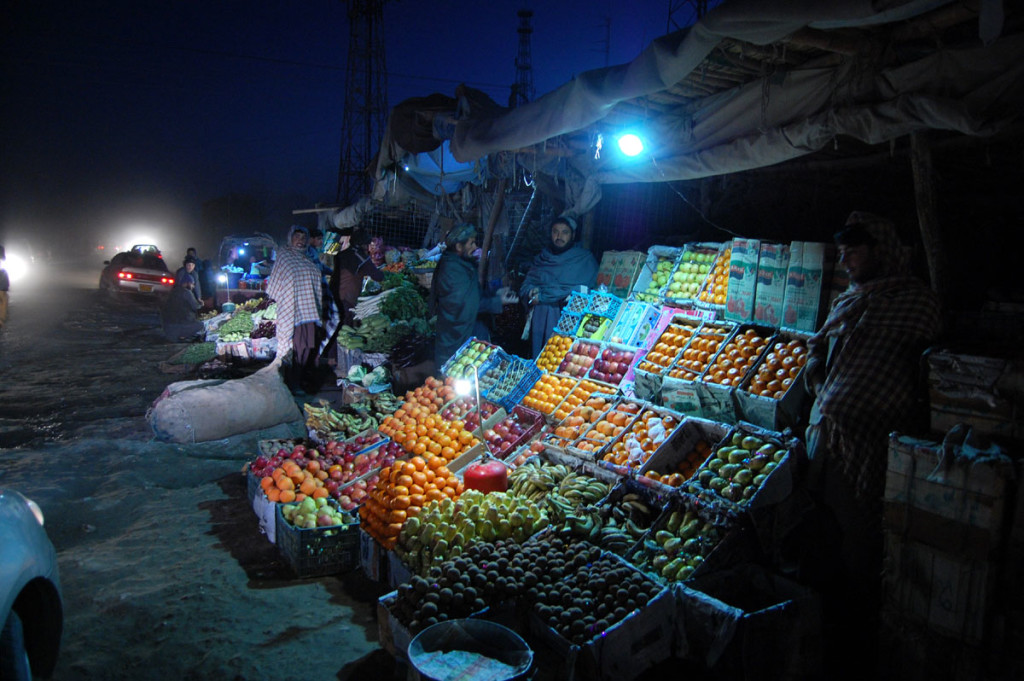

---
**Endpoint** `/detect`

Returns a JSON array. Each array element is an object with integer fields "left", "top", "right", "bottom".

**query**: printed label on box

[
  {"left": 782, "top": 242, "right": 831, "bottom": 333},
  {"left": 753, "top": 242, "right": 790, "bottom": 328},
  {"left": 724, "top": 238, "right": 759, "bottom": 323}
]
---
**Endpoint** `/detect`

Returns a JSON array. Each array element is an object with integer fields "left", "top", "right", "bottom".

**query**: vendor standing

[
  {"left": 330, "top": 228, "right": 384, "bottom": 326},
  {"left": 519, "top": 216, "right": 598, "bottom": 357},
  {"left": 801, "top": 211, "right": 940, "bottom": 671},
  {"left": 267, "top": 225, "right": 323, "bottom": 394},
  {"left": 431, "top": 223, "right": 517, "bottom": 367}
]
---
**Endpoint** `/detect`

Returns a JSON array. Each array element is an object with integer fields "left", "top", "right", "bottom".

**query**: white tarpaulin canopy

[{"left": 426, "top": 0, "right": 1021, "bottom": 214}]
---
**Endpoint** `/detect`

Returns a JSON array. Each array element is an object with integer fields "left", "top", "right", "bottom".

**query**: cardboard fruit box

[
  {"left": 596, "top": 249, "right": 646, "bottom": 298},
  {"left": 526, "top": 550, "right": 678, "bottom": 681},
  {"left": 629, "top": 245, "right": 684, "bottom": 303},
  {"left": 682, "top": 422, "right": 798, "bottom": 514},
  {"left": 694, "top": 323, "right": 773, "bottom": 425},
  {"left": 676, "top": 563, "right": 823, "bottom": 680},
  {"left": 882, "top": 429, "right": 1016, "bottom": 644},
  {"left": 635, "top": 416, "right": 731, "bottom": 494},
  {"left": 592, "top": 403, "right": 688, "bottom": 476},
  {"left": 664, "top": 242, "right": 724, "bottom": 309},
  {"left": 733, "top": 331, "right": 811, "bottom": 431},
  {"left": 925, "top": 348, "right": 1023, "bottom": 444}
]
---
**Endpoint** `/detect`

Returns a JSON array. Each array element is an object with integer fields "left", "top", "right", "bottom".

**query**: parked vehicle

[{"left": 0, "top": 489, "right": 62, "bottom": 680}]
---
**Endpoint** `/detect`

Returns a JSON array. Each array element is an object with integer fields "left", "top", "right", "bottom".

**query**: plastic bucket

[{"left": 408, "top": 619, "right": 533, "bottom": 681}]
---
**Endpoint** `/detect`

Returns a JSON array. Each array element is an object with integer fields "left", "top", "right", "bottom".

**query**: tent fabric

[{"left": 432, "top": 0, "right": 1020, "bottom": 218}]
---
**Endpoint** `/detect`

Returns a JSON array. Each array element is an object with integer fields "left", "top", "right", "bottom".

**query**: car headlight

[{"left": 2, "top": 252, "right": 29, "bottom": 283}]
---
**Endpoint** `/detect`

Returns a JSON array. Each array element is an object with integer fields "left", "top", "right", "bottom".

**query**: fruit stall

[{"left": 236, "top": 236, "right": 859, "bottom": 680}]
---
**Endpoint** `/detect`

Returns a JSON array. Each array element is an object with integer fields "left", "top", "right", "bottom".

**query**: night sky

[{"left": 1, "top": 0, "right": 693, "bottom": 259}]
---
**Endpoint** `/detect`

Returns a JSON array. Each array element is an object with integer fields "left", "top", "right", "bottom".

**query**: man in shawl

[
  {"left": 802, "top": 211, "right": 940, "bottom": 671},
  {"left": 431, "top": 223, "right": 517, "bottom": 368},
  {"left": 267, "top": 225, "right": 323, "bottom": 394},
  {"left": 519, "top": 216, "right": 599, "bottom": 357}
]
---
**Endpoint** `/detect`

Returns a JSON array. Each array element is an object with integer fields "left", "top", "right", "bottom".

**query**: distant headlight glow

[{"left": 2, "top": 252, "right": 29, "bottom": 283}]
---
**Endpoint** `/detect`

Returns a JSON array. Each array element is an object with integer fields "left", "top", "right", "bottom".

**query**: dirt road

[{"left": 0, "top": 264, "right": 399, "bottom": 680}]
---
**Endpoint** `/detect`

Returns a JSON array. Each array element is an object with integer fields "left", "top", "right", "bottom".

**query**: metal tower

[
  {"left": 336, "top": 0, "right": 389, "bottom": 204},
  {"left": 509, "top": 9, "right": 534, "bottom": 108}
]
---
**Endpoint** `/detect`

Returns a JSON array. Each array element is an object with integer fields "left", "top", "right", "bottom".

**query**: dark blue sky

[{"left": 1, "top": 1, "right": 699, "bottom": 255}]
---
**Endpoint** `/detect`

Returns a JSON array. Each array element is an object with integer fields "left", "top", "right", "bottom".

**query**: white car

[{"left": 0, "top": 489, "right": 62, "bottom": 680}]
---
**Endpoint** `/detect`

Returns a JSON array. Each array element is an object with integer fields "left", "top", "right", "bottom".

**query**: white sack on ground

[{"left": 146, "top": 360, "right": 301, "bottom": 443}]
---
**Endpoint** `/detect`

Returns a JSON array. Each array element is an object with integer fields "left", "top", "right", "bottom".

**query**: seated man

[{"left": 161, "top": 274, "right": 204, "bottom": 342}]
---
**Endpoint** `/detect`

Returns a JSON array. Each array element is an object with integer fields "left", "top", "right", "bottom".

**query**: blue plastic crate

[
  {"left": 554, "top": 312, "right": 583, "bottom": 336},
  {"left": 564, "top": 291, "right": 591, "bottom": 314},
  {"left": 588, "top": 291, "right": 623, "bottom": 320},
  {"left": 441, "top": 336, "right": 502, "bottom": 379}
]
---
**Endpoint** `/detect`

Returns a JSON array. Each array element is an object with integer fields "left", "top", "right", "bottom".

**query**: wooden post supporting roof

[
  {"left": 479, "top": 177, "right": 508, "bottom": 287},
  {"left": 910, "top": 131, "right": 947, "bottom": 303}
]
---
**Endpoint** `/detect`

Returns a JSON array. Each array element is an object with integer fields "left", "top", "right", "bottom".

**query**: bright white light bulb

[
  {"left": 617, "top": 133, "right": 644, "bottom": 157},
  {"left": 454, "top": 379, "right": 472, "bottom": 396}
]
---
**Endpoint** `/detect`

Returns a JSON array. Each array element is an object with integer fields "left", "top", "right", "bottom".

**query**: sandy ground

[{"left": 0, "top": 263, "right": 402, "bottom": 681}]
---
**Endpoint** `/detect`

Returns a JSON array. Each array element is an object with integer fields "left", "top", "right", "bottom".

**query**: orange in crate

[
  {"left": 697, "top": 247, "right": 732, "bottom": 306},
  {"left": 537, "top": 334, "right": 574, "bottom": 373},
  {"left": 521, "top": 374, "right": 576, "bottom": 415},
  {"left": 702, "top": 328, "right": 771, "bottom": 388},
  {"left": 552, "top": 379, "right": 604, "bottom": 422},
  {"left": 666, "top": 326, "right": 730, "bottom": 381},
  {"left": 601, "top": 410, "right": 681, "bottom": 467},
  {"left": 746, "top": 337, "right": 808, "bottom": 399},
  {"left": 636, "top": 322, "right": 697, "bottom": 373}
]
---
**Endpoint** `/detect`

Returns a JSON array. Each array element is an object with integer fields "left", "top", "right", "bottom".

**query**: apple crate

[
  {"left": 663, "top": 242, "right": 724, "bottom": 308},
  {"left": 582, "top": 342, "right": 638, "bottom": 388},
  {"left": 734, "top": 330, "right": 811, "bottom": 431},
  {"left": 629, "top": 245, "right": 684, "bottom": 303},
  {"left": 440, "top": 336, "right": 503, "bottom": 379},
  {"left": 274, "top": 501, "right": 360, "bottom": 577},
  {"left": 682, "top": 422, "right": 799, "bottom": 514}
]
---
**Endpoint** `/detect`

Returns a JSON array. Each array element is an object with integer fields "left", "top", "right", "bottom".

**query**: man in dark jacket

[
  {"left": 161, "top": 274, "right": 204, "bottom": 341},
  {"left": 431, "top": 223, "right": 517, "bottom": 367},
  {"left": 520, "top": 216, "right": 598, "bottom": 357}
]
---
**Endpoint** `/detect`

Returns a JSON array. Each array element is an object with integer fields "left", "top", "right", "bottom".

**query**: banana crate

[{"left": 594, "top": 478, "right": 675, "bottom": 558}]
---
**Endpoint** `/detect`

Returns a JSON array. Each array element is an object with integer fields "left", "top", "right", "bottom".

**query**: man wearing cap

[
  {"left": 160, "top": 273, "right": 204, "bottom": 342},
  {"left": 800, "top": 211, "right": 940, "bottom": 672},
  {"left": 519, "top": 216, "right": 598, "bottom": 357},
  {"left": 176, "top": 254, "right": 202, "bottom": 302},
  {"left": 431, "top": 223, "right": 517, "bottom": 367},
  {"left": 267, "top": 225, "right": 323, "bottom": 394}
]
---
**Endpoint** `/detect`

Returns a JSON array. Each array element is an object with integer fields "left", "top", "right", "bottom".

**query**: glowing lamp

[{"left": 617, "top": 133, "right": 644, "bottom": 157}]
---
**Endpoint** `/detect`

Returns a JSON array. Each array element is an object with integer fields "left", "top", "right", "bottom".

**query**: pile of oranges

[
  {"left": 641, "top": 439, "right": 712, "bottom": 487},
  {"left": 359, "top": 455, "right": 464, "bottom": 550},
  {"left": 573, "top": 401, "right": 642, "bottom": 453},
  {"left": 601, "top": 410, "right": 681, "bottom": 467},
  {"left": 521, "top": 374, "right": 576, "bottom": 416},
  {"left": 697, "top": 247, "right": 732, "bottom": 306},
  {"left": 379, "top": 376, "right": 479, "bottom": 461},
  {"left": 636, "top": 321, "right": 697, "bottom": 374},
  {"left": 550, "top": 396, "right": 613, "bottom": 444},
  {"left": 260, "top": 459, "right": 331, "bottom": 503},
  {"left": 537, "top": 334, "right": 573, "bottom": 372},
  {"left": 745, "top": 338, "right": 808, "bottom": 399},
  {"left": 666, "top": 326, "right": 731, "bottom": 380},
  {"left": 552, "top": 379, "right": 606, "bottom": 422},
  {"left": 701, "top": 328, "right": 771, "bottom": 387}
]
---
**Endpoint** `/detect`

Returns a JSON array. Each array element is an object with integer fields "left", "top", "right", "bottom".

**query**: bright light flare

[
  {"left": 2, "top": 252, "right": 29, "bottom": 283},
  {"left": 454, "top": 379, "right": 472, "bottom": 396},
  {"left": 617, "top": 133, "right": 645, "bottom": 157}
]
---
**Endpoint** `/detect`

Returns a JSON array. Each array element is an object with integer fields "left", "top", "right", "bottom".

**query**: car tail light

[
  {"left": 118, "top": 271, "right": 133, "bottom": 280},
  {"left": 161, "top": 277, "right": 174, "bottom": 284}
]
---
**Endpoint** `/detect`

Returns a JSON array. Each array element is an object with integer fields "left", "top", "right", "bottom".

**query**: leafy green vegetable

[{"left": 380, "top": 284, "right": 428, "bottom": 322}]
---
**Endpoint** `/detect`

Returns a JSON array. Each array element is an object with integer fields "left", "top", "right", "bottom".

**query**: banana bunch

[
  {"left": 508, "top": 461, "right": 574, "bottom": 503},
  {"left": 303, "top": 400, "right": 380, "bottom": 439},
  {"left": 370, "top": 390, "right": 404, "bottom": 416},
  {"left": 557, "top": 471, "right": 610, "bottom": 506}
]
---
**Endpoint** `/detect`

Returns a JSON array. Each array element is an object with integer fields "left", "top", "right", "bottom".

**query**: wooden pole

[
  {"left": 910, "top": 131, "right": 947, "bottom": 302},
  {"left": 479, "top": 177, "right": 509, "bottom": 287}
]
